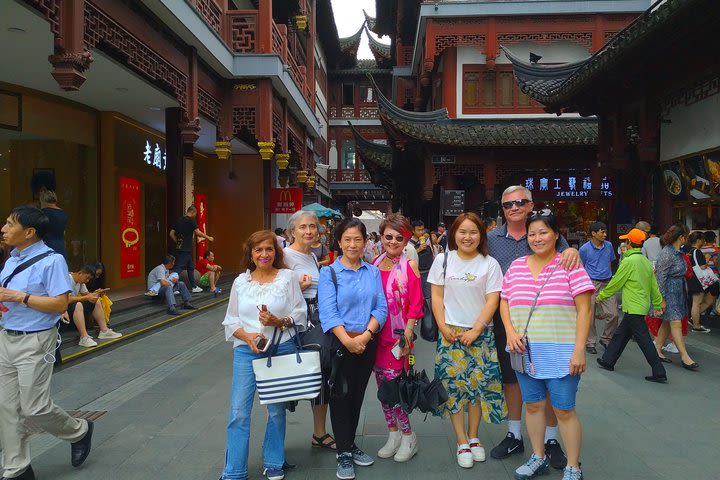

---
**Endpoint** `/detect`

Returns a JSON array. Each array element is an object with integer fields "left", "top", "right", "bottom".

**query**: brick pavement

[{"left": 23, "top": 304, "right": 720, "bottom": 480}]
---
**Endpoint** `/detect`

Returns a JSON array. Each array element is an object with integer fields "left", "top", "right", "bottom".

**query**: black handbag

[
  {"left": 301, "top": 266, "right": 341, "bottom": 372},
  {"left": 420, "top": 252, "right": 448, "bottom": 342},
  {"left": 377, "top": 374, "right": 401, "bottom": 406}
]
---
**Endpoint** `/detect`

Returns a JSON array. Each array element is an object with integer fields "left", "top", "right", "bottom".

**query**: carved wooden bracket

[
  {"left": 180, "top": 116, "right": 201, "bottom": 145},
  {"left": 48, "top": 46, "right": 93, "bottom": 91}
]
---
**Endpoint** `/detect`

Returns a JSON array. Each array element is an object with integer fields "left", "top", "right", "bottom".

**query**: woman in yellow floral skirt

[{"left": 427, "top": 212, "right": 507, "bottom": 469}]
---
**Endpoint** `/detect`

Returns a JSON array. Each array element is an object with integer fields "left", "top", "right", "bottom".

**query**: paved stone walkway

[{"left": 25, "top": 304, "right": 720, "bottom": 479}]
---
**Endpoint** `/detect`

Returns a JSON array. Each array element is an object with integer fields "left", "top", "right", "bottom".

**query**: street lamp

[
  {"left": 306, "top": 175, "right": 316, "bottom": 189},
  {"left": 214, "top": 141, "right": 231, "bottom": 161},
  {"left": 275, "top": 153, "right": 290, "bottom": 170},
  {"left": 296, "top": 169, "right": 308, "bottom": 183}
]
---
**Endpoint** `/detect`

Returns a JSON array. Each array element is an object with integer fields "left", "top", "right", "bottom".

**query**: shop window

[
  {"left": 341, "top": 141, "right": 355, "bottom": 169},
  {"left": 342, "top": 84, "right": 354, "bottom": 106}
]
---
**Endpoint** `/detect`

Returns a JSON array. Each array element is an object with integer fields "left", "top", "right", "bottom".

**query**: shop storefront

[
  {"left": 100, "top": 113, "right": 168, "bottom": 288},
  {"left": 513, "top": 171, "right": 614, "bottom": 249},
  {"left": 0, "top": 84, "right": 99, "bottom": 270}
]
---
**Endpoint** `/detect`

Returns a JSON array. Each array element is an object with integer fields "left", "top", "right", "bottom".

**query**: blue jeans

[{"left": 222, "top": 340, "right": 294, "bottom": 480}]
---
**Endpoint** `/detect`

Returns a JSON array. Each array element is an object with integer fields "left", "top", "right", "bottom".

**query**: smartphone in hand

[
  {"left": 391, "top": 343, "right": 402, "bottom": 360},
  {"left": 254, "top": 335, "right": 270, "bottom": 352}
]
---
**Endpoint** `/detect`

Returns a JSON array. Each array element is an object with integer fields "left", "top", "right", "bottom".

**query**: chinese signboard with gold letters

[{"left": 120, "top": 177, "right": 141, "bottom": 278}]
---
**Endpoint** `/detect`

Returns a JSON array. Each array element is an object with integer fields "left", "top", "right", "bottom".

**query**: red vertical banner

[
  {"left": 119, "top": 177, "right": 141, "bottom": 278},
  {"left": 269, "top": 188, "right": 303, "bottom": 213},
  {"left": 195, "top": 193, "right": 208, "bottom": 261}
]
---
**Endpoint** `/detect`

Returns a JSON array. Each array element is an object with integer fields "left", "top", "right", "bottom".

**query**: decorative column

[
  {"left": 166, "top": 107, "right": 184, "bottom": 225},
  {"left": 48, "top": 0, "right": 93, "bottom": 90}
]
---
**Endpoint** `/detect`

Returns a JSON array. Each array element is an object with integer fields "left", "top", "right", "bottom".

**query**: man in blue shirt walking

[
  {"left": 578, "top": 221, "right": 618, "bottom": 354},
  {"left": 0, "top": 206, "right": 93, "bottom": 480}
]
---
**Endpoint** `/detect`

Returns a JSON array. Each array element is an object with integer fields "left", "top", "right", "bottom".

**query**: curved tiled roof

[
  {"left": 349, "top": 123, "right": 393, "bottom": 190},
  {"left": 339, "top": 22, "right": 365, "bottom": 53},
  {"left": 503, "top": 0, "right": 715, "bottom": 110},
  {"left": 371, "top": 77, "right": 597, "bottom": 146},
  {"left": 363, "top": 9, "right": 379, "bottom": 34},
  {"left": 365, "top": 26, "right": 391, "bottom": 61}
]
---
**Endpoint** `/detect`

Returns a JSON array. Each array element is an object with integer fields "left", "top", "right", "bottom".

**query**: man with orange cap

[{"left": 595, "top": 228, "right": 668, "bottom": 383}]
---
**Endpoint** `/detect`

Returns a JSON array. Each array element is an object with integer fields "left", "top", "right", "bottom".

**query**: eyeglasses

[
  {"left": 384, "top": 234, "right": 404, "bottom": 242},
  {"left": 501, "top": 199, "right": 531, "bottom": 209},
  {"left": 529, "top": 208, "right": 554, "bottom": 218}
]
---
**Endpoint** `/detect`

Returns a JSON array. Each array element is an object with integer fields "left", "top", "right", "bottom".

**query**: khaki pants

[
  {"left": 0, "top": 328, "right": 87, "bottom": 477},
  {"left": 587, "top": 279, "right": 619, "bottom": 347}
]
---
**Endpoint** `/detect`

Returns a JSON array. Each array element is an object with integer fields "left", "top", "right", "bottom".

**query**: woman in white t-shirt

[{"left": 428, "top": 212, "right": 507, "bottom": 469}]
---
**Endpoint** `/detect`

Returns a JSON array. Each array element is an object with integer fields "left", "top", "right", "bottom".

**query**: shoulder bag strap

[
  {"left": 520, "top": 261, "right": 560, "bottom": 336},
  {"left": 442, "top": 251, "right": 448, "bottom": 279},
  {"left": 2, "top": 251, "right": 55, "bottom": 288}
]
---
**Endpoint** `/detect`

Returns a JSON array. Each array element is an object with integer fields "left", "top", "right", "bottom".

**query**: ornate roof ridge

[
  {"left": 339, "top": 21, "right": 366, "bottom": 52},
  {"left": 364, "top": 25, "right": 391, "bottom": 60},
  {"left": 363, "top": 9, "right": 379, "bottom": 34},
  {"left": 369, "top": 75, "right": 450, "bottom": 124}
]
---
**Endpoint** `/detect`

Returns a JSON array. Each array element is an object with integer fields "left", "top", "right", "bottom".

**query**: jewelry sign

[{"left": 119, "top": 176, "right": 141, "bottom": 278}]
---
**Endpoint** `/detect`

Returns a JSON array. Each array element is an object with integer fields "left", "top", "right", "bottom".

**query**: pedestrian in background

[
  {"left": 39, "top": 189, "right": 67, "bottom": 259},
  {"left": 409, "top": 220, "right": 433, "bottom": 303},
  {"left": 428, "top": 212, "right": 507, "bottom": 469},
  {"left": 170, "top": 205, "right": 214, "bottom": 293},
  {"left": 596, "top": 228, "right": 667, "bottom": 383},
  {"left": 578, "top": 221, "right": 618, "bottom": 354},
  {"left": 654, "top": 224, "right": 699, "bottom": 370},
  {"left": 500, "top": 211, "right": 594, "bottom": 480},
  {"left": 372, "top": 214, "right": 423, "bottom": 463},
  {"left": 197, "top": 250, "right": 223, "bottom": 295},
  {"left": 0, "top": 206, "right": 94, "bottom": 480},
  {"left": 641, "top": 224, "right": 663, "bottom": 266},
  {"left": 220, "top": 230, "right": 307, "bottom": 480},
  {"left": 283, "top": 210, "right": 336, "bottom": 452},
  {"left": 318, "top": 217, "right": 387, "bottom": 480},
  {"left": 686, "top": 231, "right": 714, "bottom": 333},
  {"left": 65, "top": 264, "right": 121, "bottom": 348}
]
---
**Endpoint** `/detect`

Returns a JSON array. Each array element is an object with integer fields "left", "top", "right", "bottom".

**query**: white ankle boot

[
  {"left": 394, "top": 432, "right": 418, "bottom": 462},
  {"left": 378, "top": 430, "right": 402, "bottom": 458}
]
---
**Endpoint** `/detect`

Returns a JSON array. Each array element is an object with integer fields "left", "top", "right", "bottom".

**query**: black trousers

[
  {"left": 173, "top": 251, "right": 196, "bottom": 288},
  {"left": 329, "top": 337, "right": 377, "bottom": 454},
  {"left": 601, "top": 313, "right": 666, "bottom": 377}
]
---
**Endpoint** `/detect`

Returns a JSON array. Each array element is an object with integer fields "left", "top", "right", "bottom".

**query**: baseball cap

[{"left": 619, "top": 228, "right": 647, "bottom": 245}]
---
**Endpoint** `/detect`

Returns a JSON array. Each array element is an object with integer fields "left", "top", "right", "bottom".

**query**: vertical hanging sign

[
  {"left": 119, "top": 177, "right": 141, "bottom": 278},
  {"left": 195, "top": 193, "right": 208, "bottom": 261}
]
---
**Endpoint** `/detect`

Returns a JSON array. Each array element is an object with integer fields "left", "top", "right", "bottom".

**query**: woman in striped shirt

[{"left": 499, "top": 211, "right": 594, "bottom": 480}]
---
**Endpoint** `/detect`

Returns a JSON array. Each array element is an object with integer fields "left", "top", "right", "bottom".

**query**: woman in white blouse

[{"left": 220, "top": 230, "right": 307, "bottom": 480}]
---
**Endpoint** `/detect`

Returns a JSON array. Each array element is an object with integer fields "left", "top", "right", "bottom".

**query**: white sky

[{"left": 330, "top": 0, "right": 389, "bottom": 59}]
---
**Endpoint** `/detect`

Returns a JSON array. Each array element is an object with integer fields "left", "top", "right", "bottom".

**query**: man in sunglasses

[{"left": 488, "top": 185, "right": 581, "bottom": 470}]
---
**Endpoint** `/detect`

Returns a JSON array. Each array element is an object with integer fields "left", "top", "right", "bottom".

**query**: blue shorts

[{"left": 515, "top": 373, "right": 580, "bottom": 410}]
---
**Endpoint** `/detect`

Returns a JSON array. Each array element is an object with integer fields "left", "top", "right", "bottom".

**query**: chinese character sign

[
  {"left": 270, "top": 188, "right": 303, "bottom": 214},
  {"left": 195, "top": 193, "right": 208, "bottom": 261},
  {"left": 521, "top": 175, "right": 612, "bottom": 198},
  {"left": 119, "top": 177, "right": 141, "bottom": 278}
]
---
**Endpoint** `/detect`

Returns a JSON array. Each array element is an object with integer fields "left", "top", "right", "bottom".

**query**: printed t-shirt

[
  {"left": 501, "top": 254, "right": 595, "bottom": 379},
  {"left": 173, "top": 216, "right": 198, "bottom": 252},
  {"left": 427, "top": 251, "right": 503, "bottom": 328}
]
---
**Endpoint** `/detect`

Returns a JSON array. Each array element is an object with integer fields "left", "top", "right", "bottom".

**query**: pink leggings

[{"left": 374, "top": 367, "right": 412, "bottom": 434}]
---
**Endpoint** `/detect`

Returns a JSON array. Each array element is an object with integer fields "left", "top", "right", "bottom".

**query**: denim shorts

[{"left": 515, "top": 373, "right": 581, "bottom": 410}]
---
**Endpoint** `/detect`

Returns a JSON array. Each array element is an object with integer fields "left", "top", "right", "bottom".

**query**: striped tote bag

[{"left": 252, "top": 327, "right": 322, "bottom": 405}]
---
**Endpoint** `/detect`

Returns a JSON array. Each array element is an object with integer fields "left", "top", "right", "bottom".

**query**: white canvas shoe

[
  {"left": 393, "top": 432, "right": 418, "bottom": 462},
  {"left": 377, "top": 431, "right": 401, "bottom": 458}
]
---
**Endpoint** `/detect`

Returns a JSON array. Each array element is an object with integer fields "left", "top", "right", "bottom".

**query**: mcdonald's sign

[{"left": 270, "top": 188, "right": 303, "bottom": 214}]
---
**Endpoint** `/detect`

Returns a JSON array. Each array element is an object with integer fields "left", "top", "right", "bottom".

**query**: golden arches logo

[
  {"left": 122, "top": 228, "right": 139, "bottom": 248},
  {"left": 278, "top": 189, "right": 294, "bottom": 203}
]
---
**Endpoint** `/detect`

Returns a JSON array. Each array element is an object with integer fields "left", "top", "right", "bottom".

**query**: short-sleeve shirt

[
  {"left": 173, "top": 216, "right": 198, "bottom": 252},
  {"left": 69, "top": 273, "right": 89, "bottom": 296},
  {"left": 284, "top": 247, "right": 320, "bottom": 299},
  {"left": 488, "top": 223, "right": 569, "bottom": 274},
  {"left": 197, "top": 259, "right": 215, "bottom": 276},
  {"left": 501, "top": 254, "right": 595, "bottom": 379},
  {"left": 578, "top": 240, "right": 616, "bottom": 280},
  {"left": 0, "top": 241, "right": 72, "bottom": 331},
  {"left": 427, "top": 251, "right": 503, "bottom": 328}
]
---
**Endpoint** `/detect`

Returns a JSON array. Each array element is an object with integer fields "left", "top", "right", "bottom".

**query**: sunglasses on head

[
  {"left": 501, "top": 199, "right": 531, "bottom": 209},
  {"left": 529, "top": 208, "right": 554, "bottom": 218},
  {"left": 384, "top": 234, "right": 404, "bottom": 242}
]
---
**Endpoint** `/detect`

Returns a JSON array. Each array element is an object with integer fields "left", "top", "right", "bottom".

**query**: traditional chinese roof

[
  {"left": 364, "top": 26, "right": 392, "bottom": 67},
  {"left": 349, "top": 123, "right": 394, "bottom": 190},
  {"left": 363, "top": 9, "right": 379, "bottom": 34},
  {"left": 373, "top": 80, "right": 597, "bottom": 147},
  {"left": 339, "top": 22, "right": 365, "bottom": 55},
  {"left": 502, "top": 0, "right": 717, "bottom": 112}
]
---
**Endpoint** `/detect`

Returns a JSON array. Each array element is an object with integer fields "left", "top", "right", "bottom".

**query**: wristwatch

[
  {"left": 366, "top": 328, "right": 376, "bottom": 340},
  {"left": 22, "top": 293, "right": 30, "bottom": 307}
]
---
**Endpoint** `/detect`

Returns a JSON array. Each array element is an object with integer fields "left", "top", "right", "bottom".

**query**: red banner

[
  {"left": 119, "top": 177, "right": 141, "bottom": 278},
  {"left": 270, "top": 188, "right": 303, "bottom": 214},
  {"left": 195, "top": 193, "right": 208, "bottom": 261}
]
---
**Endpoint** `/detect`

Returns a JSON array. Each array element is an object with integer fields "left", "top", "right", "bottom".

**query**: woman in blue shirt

[{"left": 318, "top": 217, "right": 388, "bottom": 480}]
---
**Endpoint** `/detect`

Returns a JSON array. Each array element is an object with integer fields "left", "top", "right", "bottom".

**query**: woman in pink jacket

[{"left": 372, "top": 214, "right": 424, "bottom": 463}]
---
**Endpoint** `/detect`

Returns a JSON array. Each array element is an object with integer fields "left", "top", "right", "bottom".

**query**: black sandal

[
  {"left": 659, "top": 356, "right": 672, "bottom": 364},
  {"left": 312, "top": 434, "right": 336, "bottom": 450}
]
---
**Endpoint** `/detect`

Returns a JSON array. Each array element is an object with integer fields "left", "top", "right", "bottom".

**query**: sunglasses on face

[
  {"left": 502, "top": 199, "right": 531, "bottom": 209},
  {"left": 384, "top": 234, "right": 404, "bottom": 242}
]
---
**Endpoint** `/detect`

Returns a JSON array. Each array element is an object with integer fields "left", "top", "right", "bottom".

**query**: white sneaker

[
  {"left": 191, "top": 286, "right": 203, "bottom": 293},
  {"left": 377, "top": 430, "right": 401, "bottom": 458},
  {"left": 98, "top": 329, "right": 122, "bottom": 339},
  {"left": 662, "top": 342, "right": 680, "bottom": 354},
  {"left": 78, "top": 336, "right": 97, "bottom": 348},
  {"left": 394, "top": 432, "right": 418, "bottom": 462},
  {"left": 174, "top": 290, "right": 181, "bottom": 295},
  {"left": 457, "top": 444, "right": 473, "bottom": 468},
  {"left": 468, "top": 438, "right": 486, "bottom": 462}
]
